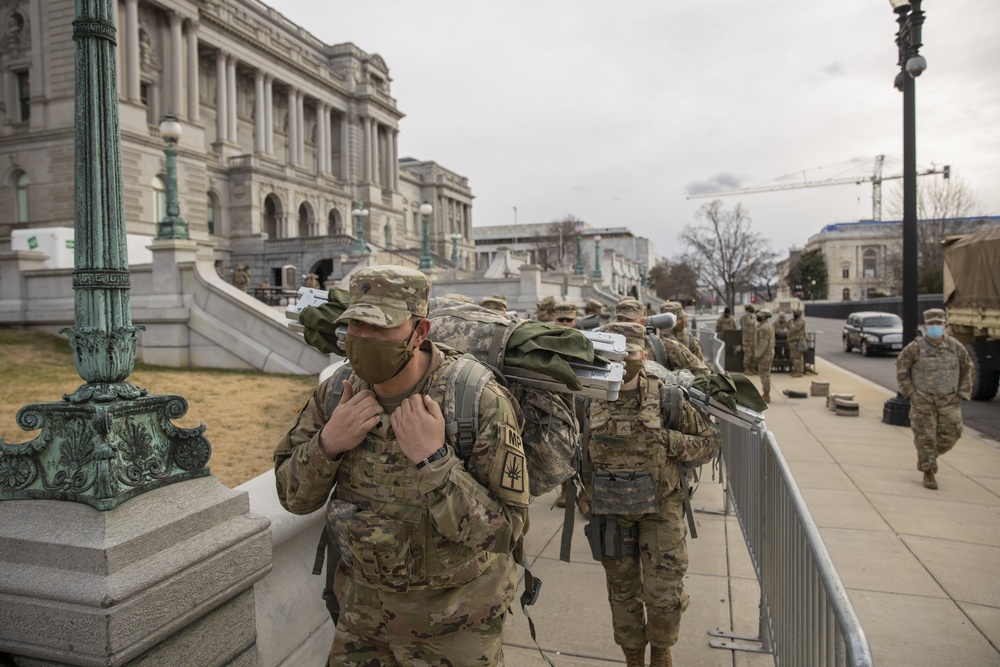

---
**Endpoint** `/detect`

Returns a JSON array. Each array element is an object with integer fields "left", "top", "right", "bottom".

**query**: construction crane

[{"left": 686, "top": 155, "right": 950, "bottom": 221}]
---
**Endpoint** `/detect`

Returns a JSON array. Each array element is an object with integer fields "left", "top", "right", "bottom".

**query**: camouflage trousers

[
  {"left": 790, "top": 345, "right": 804, "bottom": 375},
  {"left": 742, "top": 337, "right": 756, "bottom": 372},
  {"left": 757, "top": 355, "right": 774, "bottom": 394},
  {"left": 601, "top": 490, "right": 689, "bottom": 650},
  {"left": 909, "top": 395, "right": 963, "bottom": 473},
  {"left": 329, "top": 558, "right": 513, "bottom": 666}
]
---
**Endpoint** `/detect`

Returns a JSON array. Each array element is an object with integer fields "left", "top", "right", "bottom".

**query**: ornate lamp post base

[
  {"left": 0, "top": 394, "right": 211, "bottom": 510},
  {"left": 882, "top": 393, "right": 911, "bottom": 426}
]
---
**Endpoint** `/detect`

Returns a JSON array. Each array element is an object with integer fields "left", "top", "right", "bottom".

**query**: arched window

[
  {"left": 263, "top": 194, "right": 280, "bottom": 238},
  {"left": 842, "top": 288, "right": 851, "bottom": 301},
  {"left": 384, "top": 222, "right": 393, "bottom": 248},
  {"left": 14, "top": 172, "right": 29, "bottom": 223},
  {"left": 153, "top": 175, "right": 166, "bottom": 223},
  {"left": 862, "top": 249, "right": 877, "bottom": 279},
  {"left": 298, "top": 202, "right": 312, "bottom": 237},
  {"left": 328, "top": 209, "right": 341, "bottom": 235},
  {"left": 206, "top": 193, "right": 217, "bottom": 235}
]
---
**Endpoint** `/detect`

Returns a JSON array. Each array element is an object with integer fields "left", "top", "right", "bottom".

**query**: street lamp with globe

[
  {"left": 419, "top": 202, "right": 434, "bottom": 270},
  {"left": 155, "top": 114, "right": 189, "bottom": 240},
  {"left": 351, "top": 203, "right": 369, "bottom": 254}
]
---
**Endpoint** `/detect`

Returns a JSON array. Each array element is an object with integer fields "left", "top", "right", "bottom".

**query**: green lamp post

[
  {"left": 640, "top": 263, "right": 647, "bottom": 288},
  {"left": 351, "top": 202, "right": 368, "bottom": 254},
  {"left": 573, "top": 224, "right": 585, "bottom": 275},
  {"left": 450, "top": 230, "right": 461, "bottom": 265},
  {"left": 592, "top": 234, "right": 603, "bottom": 280},
  {"left": 419, "top": 202, "right": 434, "bottom": 270},
  {"left": 0, "top": 0, "right": 209, "bottom": 510},
  {"left": 155, "top": 114, "right": 189, "bottom": 240}
]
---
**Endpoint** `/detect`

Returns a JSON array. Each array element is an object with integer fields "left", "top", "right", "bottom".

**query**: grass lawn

[{"left": 0, "top": 327, "right": 318, "bottom": 488}]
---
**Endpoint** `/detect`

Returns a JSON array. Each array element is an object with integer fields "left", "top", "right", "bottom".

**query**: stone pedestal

[
  {"left": 150, "top": 239, "right": 199, "bottom": 296},
  {"left": 0, "top": 476, "right": 271, "bottom": 667}
]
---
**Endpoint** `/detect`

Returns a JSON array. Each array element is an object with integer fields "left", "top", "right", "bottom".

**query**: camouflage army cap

[
  {"left": 586, "top": 298, "right": 604, "bottom": 314},
  {"left": 613, "top": 298, "right": 643, "bottom": 320},
  {"left": 536, "top": 295, "right": 557, "bottom": 314},
  {"left": 479, "top": 295, "right": 508, "bottom": 313},
  {"left": 744, "top": 304, "right": 755, "bottom": 312},
  {"left": 336, "top": 265, "right": 430, "bottom": 327},
  {"left": 553, "top": 301, "right": 578, "bottom": 319},
  {"left": 758, "top": 308, "right": 772, "bottom": 317},
  {"left": 923, "top": 308, "right": 946, "bottom": 323},
  {"left": 659, "top": 301, "right": 684, "bottom": 315},
  {"left": 442, "top": 292, "right": 474, "bottom": 304},
  {"left": 792, "top": 307, "right": 803, "bottom": 315},
  {"left": 601, "top": 322, "right": 645, "bottom": 353}
]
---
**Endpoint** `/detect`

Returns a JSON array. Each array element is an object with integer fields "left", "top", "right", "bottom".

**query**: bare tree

[
  {"left": 529, "top": 215, "right": 584, "bottom": 270},
  {"left": 680, "top": 200, "right": 778, "bottom": 311},
  {"left": 886, "top": 175, "right": 986, "bottom": 288},
  {"left": 648, "top": 255, "right": 700, "bottom": 303}
]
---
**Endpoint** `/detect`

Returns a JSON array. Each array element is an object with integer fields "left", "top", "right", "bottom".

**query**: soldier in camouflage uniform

[
  {"left": 659, "top": 302, "right": 705, "bottom": 362},
  {"left": 895, "top": 308, "right": 972, "bottom": 490},
  {"left": 787, "top": 308, "right": 807, "bottom": 377},
  {"left": 754, "top": 308, "right": 775, "bottom": 403},
  {"left": 617, "top": 298, "right": 710, "bottom": 380},
  {"left": 740, "top": 304, "right": 757, "bottom": 374},
  {"left": 273, "top": 266, "right": 529, "bottom": 666},
  {"left": 535, "top": 296, "right": 557, "bottom": 322},
  {"left": 479, "top": 294, "right": 508, "bottom": 315},
  {"left": 715, "top": 307, "right": 736, "bottom": 334},
  {"left": 587, "top": 322, "right": 720, "bottom": 667}
]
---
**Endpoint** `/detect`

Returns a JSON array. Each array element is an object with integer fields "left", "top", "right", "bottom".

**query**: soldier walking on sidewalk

[
  {"left": 754, "top": 309, "right": 775, "bottom": 403},
  {"left": 895, "top": 308, "right": 972, "bottom": 490}
]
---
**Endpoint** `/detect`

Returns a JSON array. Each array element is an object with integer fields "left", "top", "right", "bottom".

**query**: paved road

[{"left": 808, "top": 315, "right": 1000, "bottom": 443}]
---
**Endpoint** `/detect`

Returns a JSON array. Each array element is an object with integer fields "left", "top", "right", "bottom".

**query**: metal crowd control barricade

[{"left": 691, "top": 328, "right": 874, "bottom": 667}]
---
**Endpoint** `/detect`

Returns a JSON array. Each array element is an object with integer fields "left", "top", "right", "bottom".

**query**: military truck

[{"left": 942, "top": 226, "right": 1000, "bottom": 400}]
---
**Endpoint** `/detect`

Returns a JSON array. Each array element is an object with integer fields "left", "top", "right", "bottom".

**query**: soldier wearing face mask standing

[
  {"left": 896, "top": 308, "right": 972, "bottom": 490},
  {"left": 787, "top": 308, "right": 807, "bottom": 377},
  {"left": 273, "top": 266, "right": 528, "bottom": 666},
  {"left": 587, "top": 322, "right": 719, "bottom": 667},
  {"left": 754, "top": 308, "right": 775, "bottom": 403},
  {"left": 740, "top": 304, "right": 757, "bottom": 374}
]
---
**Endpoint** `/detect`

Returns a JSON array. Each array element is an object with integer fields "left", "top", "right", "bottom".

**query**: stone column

[
  {"left": 362, "top": 115, "right": 371, "bottom": 182},
  {"left": 186, "top": 19, "right": 199, "bottom": 122},
  {"left": 296, "top": 92, "right": 305, "bottom": 168},
  {"left": 340, "top": 111, "right": 350, "bottom": 180},
  {"left": 125, "top": 0, "right": 140, "bottom": 102},
  {"left": 286, "top": 87, "right": 297, "bottom": 164},
  {"left": 226, "top": 56, "right": 237, "bottom": 143},
  {"left": 264, "top": 76, "right": 274, "bottom": 154},
  {"left": 254, "top": 70, "right": 265, "bottom": 153},
  {"left": 391, "top": 129, "right": 399, "bottom": 190},
  {"left": 215, "top": 52, "right": 227, "bottom": 143},
  {"left": 372, "top": 120, "right": 381, "bottom": 186},
  {"left": 316, "top": 102, "right": 327, "bottom": 173},
  {"left": 169, "top": 12, "right": 183, "bottom": 119}
]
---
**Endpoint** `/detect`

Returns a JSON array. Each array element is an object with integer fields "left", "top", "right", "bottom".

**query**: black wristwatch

[{"left": 415, "top": 445, "right": 449, "bottom": 469}]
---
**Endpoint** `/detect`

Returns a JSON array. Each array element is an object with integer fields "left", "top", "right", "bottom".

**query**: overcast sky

[{"left": 267, "top": 0, "right": 1000, "bottom": 262}]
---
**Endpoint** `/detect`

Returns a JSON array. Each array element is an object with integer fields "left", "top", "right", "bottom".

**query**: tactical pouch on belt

[
  {"left": 590, "top": 470, "right": 658, "bottom": 516},
  {"left": 324, "top": 499, "right": 360, "bottom": 566},
  {"left": 584, "top": 515, "right": 640, "bottom": 561}
]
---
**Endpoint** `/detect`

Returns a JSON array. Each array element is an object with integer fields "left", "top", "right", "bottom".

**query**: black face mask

[{"left": 756, "top": 316, "right": 764, "bottom": 323}]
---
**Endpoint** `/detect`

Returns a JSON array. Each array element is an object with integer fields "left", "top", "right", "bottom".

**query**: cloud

[
  {"left": 572, "top": 185, "right": 594, "bottom": 193},
  {"left": 685, "top": 172, "right": 745, "bottom": 196},
  {"left": 822, "top": 61, "right": 845, "bottom": 77}
]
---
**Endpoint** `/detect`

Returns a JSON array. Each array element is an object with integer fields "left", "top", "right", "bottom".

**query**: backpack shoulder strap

[
  {"left": 657, "top": 376, "right": 684, "bottom": 432},
  {"left": 321, "top": 361, "right": 356, "bottom": 418},
  {"left": 441, "top": 354, "right": 496, "bottom": 461}
]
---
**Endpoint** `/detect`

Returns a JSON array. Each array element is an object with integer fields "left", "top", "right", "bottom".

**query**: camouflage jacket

[
  {"left": 716, "top": 315, "right": 737, "bottom": 333},
  {"left": 787, "top": 317, "right": 806, "bottom": 342},
  {"left": 754, "top": 321, "right": 775, "bottom": 360},
  {"left": 273, "top": 342, "right": 529, "bottom": 592},
  {"left": 588, "top": 372, "right": 719, "bottom": 499},
  {"left": 659, "top": 334, "right": 711, "bottom": 378},
  {"left": 740, "top": 313, "right": 757, "bottom": 337},
  {"left": 896, "top": 335, "right": 972, "bottom": 402}
]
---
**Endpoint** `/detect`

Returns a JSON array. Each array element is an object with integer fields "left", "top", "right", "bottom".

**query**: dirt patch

[{"left": 0, "top": 327, "right": 317, "bottom": 488}]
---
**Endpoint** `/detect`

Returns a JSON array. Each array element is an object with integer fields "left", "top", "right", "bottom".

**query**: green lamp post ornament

[
  {"left": 450, "top": 229, "right": 461, "bottom": 265},
  {"left": 351, "top": 202, "right": 368, "bottom": 254},
  {"left": 0, "top": 0, "right": 210, "bottom": 510},
  {"left": 593, "top": 234, "right": 603, "bottom": 280},
  {"left": 573, "top": 223, "right": 585, "bottom": 275},
  {"left": 155, "top": 113, "right": 190, "bottom": 240},
  {"left": 419, "top": 202, "right": 434, "bottom": 270}
]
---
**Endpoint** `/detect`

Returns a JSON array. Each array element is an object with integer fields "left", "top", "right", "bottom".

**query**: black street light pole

[{"left": 884, "top": 0, "right": 926, "bottom": 426}]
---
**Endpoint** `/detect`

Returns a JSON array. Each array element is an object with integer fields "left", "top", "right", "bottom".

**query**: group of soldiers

[
  {"left": 722, "top": 303, "right": 809, "bottom": 403},
  {"left": 274, "top": 268, "right": 720, "bottom": 667}
]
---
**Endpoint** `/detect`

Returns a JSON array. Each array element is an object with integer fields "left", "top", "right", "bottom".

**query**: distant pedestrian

[
  {"left": 715, "top": 307, "right": 736, "bottom": 334},
  {"left": 740, "top": 304, "right": 757, "bottom": 374},
  {"left": 754, "top": 308, "right": 774, "bottom": 403},
  {"left": 895, "top": 308, "right": 972, "bottom": 490},
  {"left": 787, "top": 308, "right": 807, "bottom": 377}
]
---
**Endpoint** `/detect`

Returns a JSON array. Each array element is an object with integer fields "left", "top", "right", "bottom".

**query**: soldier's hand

[
  {"left": 319, "top": 381, "right": 382, "bottom": 458},
  {"left": 393, "top": 394, "right": 447, "bottom": 464}
]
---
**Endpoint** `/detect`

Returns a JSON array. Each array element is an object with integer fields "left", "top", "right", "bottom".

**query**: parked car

[{"left": 842, "top": 311, "right": 904, "bottom": 356}]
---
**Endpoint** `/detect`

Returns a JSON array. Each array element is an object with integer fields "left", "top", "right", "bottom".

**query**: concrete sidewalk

[{"left": 502, "top": 356, "right": 1000, "bottom": 666}]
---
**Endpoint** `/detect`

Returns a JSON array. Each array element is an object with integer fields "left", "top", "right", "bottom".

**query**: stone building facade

[{"left": 0, "top": 0, "right": 474, "bottom": 288}]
